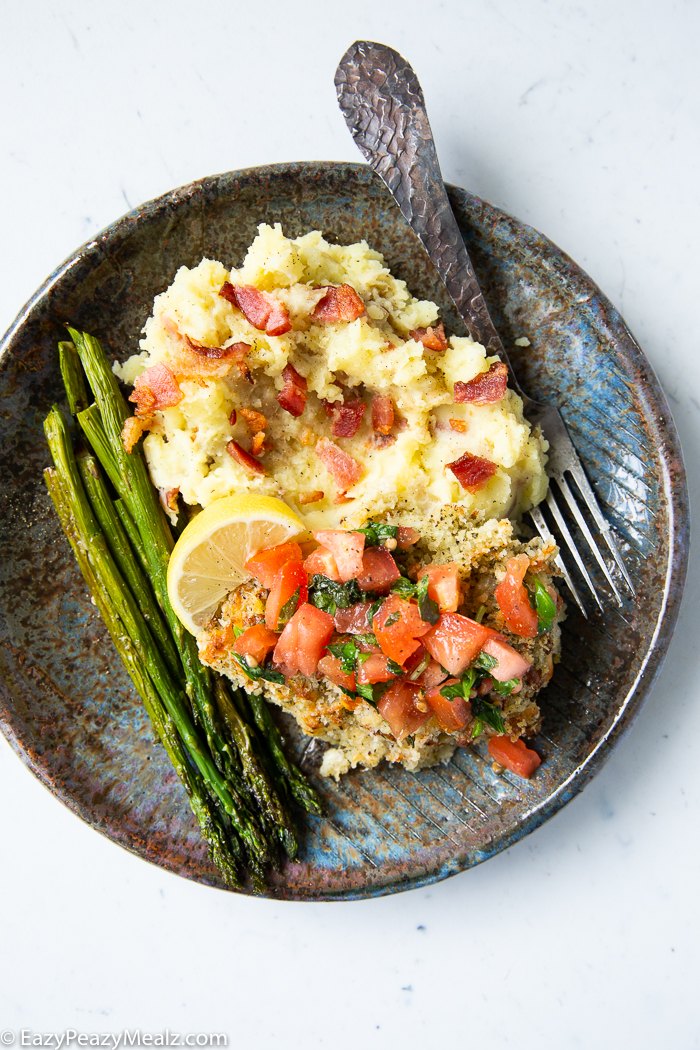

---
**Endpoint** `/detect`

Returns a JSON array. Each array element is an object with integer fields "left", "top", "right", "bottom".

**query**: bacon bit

[
  {"left": 300, "top": 427, "right": 315, "bottom": 446},
  {"left": 277, "top": 364, "right": 307, "bottom": 417},
  {"left": 367, "top": 432, "right": 397, "bottom": 451},
  {"left": 238, "top": 361, "right": 254, "bottom": 384},
  {"left": 129, "top": 363, "right": 183, "bottom": 417},
  {"left": 250, "top": 432, "right": 266, "bottom": 456},
  {"left": 121, "top": 415, "right": 148, "bottom": 453},
  {"left": 312, "top": 284, "right": 365, "bottom": 323},
  {"left": 159, "top": 486, "right": 179, "bottom": 519},
  {"left": 239, "top": 407, "right": 267, "bottom": 432},
  {"left": 449, "top": 418, "right": 468, "bottom": 433},
  {"left": 397, "top": 526, "right": 420, "bottom": 549},
  {"left": 226, "top": 440, "right": 266, "bottom": 476},
  {"left": 229, "top": 408, "right": 237, "bottom": 426},
  {"left": 219, "top": 283, "right": 291, "bottom": 336},
  {"left": 184, "top": 336, "right": 231, "bottom": 359},
  {"left": 453, "top": 362, "right": 508, "bottom": 405},
  {"left": 372, "top": 395, "right": 394, "bottom": 435},
  {"left": 315, "top": 438, "right": 363, "bottom": 490},
  {"left": 166, "top": 319, "right": 252, "bottom": 378},
  {"left": 410, "top": 321, "right": 448, "bottom": 351},
  {"left": 447, "top": 451, "right": 497, "bottom": 491},
  {"left": 298, "top": 490, "right": 324, "bottom": 505},
  {"left": 322, "top": 398, "right": 366, "bottom": 438}
]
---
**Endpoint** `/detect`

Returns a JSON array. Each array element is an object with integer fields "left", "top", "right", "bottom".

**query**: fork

[{"left": 335, "top": 39, "right": 634, "bottom": 616}]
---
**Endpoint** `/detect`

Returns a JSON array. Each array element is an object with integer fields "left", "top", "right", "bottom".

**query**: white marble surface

[{"left": 1, "top": 1, "right": 698, "bottom": 1046}]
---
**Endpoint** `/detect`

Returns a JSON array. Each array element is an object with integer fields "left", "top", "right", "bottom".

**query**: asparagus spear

[
  {"left": 44, "top": 465, "right": 243, "bottom": 887},
  {"left": 59, "top": 341, "right": 90, "bottom": 416},
  {"left": 115, "top": 498, "right": 151, "bottom": 577}
]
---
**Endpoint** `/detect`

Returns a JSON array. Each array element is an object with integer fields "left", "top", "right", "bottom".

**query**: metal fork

[{"left": 335, "top": 39, "right": 634, "bottom": 615}]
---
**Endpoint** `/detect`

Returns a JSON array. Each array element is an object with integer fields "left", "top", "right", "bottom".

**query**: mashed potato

[{"left": 116, "top": 223, "right": 548, "bottom": 531}]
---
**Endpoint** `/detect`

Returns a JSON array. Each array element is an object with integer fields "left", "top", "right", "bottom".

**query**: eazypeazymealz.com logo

[{"left": 0, "top": 1033, "right": 227, "bottom": 1048}]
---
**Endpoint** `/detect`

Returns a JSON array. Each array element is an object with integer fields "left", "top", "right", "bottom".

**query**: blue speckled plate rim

[{"left": 0, "top": 160, "right": 690, "bottom": 899}]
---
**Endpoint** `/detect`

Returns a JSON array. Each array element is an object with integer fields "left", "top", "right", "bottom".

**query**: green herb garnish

[
  {"left": 491, "top": 677, "right": 520, "bottom": 697},
  {"left": 232, "top": 653, "right": 286, "bottom": 685},
  {"left": 277, "top": 585, "right": 302, "bottom": 629},
  {"left": 528, "top": 578, "right": 557, "bottom": 633},
  {"left": 470, "top": 696, "right": 506, "bottom": 738},
  {"left": 390, "top": 573, "right": 439, "bottom": 624},
  {"left": 358, "top": 521, "right": 399, "bottom": 547},
  {"left": 384, "top": 611, "right": 401, "bottom": 628}
]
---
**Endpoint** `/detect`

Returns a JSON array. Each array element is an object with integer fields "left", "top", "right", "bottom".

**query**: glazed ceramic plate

[{"left": 0, "top": 162, "right": 688, "bottom": 899}]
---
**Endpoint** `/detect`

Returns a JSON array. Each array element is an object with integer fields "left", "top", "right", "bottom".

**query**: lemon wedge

[{"left": 166, "top": 494, "right": 304, "bottom": 635}]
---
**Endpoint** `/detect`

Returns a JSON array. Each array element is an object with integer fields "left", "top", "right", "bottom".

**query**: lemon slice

[{"left": 166, "top": 494, "right": 304, "bottom": 635}]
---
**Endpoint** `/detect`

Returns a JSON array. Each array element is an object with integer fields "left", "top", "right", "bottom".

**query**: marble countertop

[{"left": 1, "top": 2, "right": 698, "bottom": 1046}]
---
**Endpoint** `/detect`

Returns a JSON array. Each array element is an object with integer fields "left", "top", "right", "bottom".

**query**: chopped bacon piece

[
  {"left": 303, "top": 545, "right": 342, "bottom": 583},
  {"left": 277, "top": 364, "right": 307, "bottom": 417},
  {"left": 367, "top": 432, "right": 397, "bottom": 451},
  {"left": 453, "top": 362, "right": 509, "bottom": 405},
  {"left": 250, "top": 432, "right": 266, "bottom": 456},
  {"left": 378, "top": 680, "right": 430, "bottom": 742},
  {"left": 226, "top": 440, "right": 266, "bottom": 476},
  {"left": 184, "top": 336, "right": 233, "bottom": 359},
  {"left": 129, "top": 363, "right": 182, "bottom": 417},
  {"left": 121, "top": 415, "right": 148, "bottom": 453},
  {"left": 371, "top": 395, "right": 395, "bottom": 435},
  {"left": 356, "top": 547, "right": 401, "bottom": 594},
  {"left": 315, "top": 438, "right": 363, "bottom": 490},
  {"left": 233, "top": 625, "right": 280, "bottom": 665},
  {"left": 238, "top": 361, "right": 254, "bottom": 384},
  {"left": 239, "top": 407, "right": 267, "bottom": 432},
  {"left": 219, "top": 282, "right": 291, "bottom": 336},
  {"left": 171, "top": 340, "right": 251, "bottom": 380},
  {"left": 449, "top": 419, "right": 468, "bottom": 433},
  {"left": 323, "top": 398, "right": 366, "bottom": 438},
  {"left": 397, "top": 527, "right": 420, "bottom": 549},
  {"left": 447, "top": 451, "right": 497, "bottom": 491},
  {"left": 334, "top": 603, "right": 371, "bottom": 635},
  {"left": 229, "top": 408, "right": 237, "bottom": 426},
  {"left": 312, "top": 530, "right": 365, "bottom": 581},
  {"left": 159, "top": 487, "right": 179, "bottom": 518},
  {"left": 298, "top": 490, "right": 324, "bottom": 505},
  {"left": 410, "top": 321, "right": 448, "bottom": 351},
  {"left": 312, "top": 284, "right": 365, "bottom": 323}
]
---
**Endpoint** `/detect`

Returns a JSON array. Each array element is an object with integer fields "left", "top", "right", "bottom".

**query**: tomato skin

[
  {"left": 377, "top": 679, "right": 430, "bottom": 741},
  {"left": 265, "top": 560, "right": 309, "bottom": 630},
  {"left": 373, "top": 595, "right": 432, "bottom": 666},
  {"left": 417, "top": 563, "right": 462, "bottom": 612},
  {"left": 334, "top": 603, "right": 371, "bottom": 635},
  {"left": 312, "top": 529, "right": 365, "bottom": 581},
  {"left": 425, "top": 680, "right": 471, "bottom": 732},
  {"left": 303, "top": 545, "right": 342, "bottom": 582},
  {"left": 356, "top": 547, "right": 401, "bottom": 594},
  {"left": 420, "top": 659, "right": 449, "bottom": 690},
  {"left": 245, "top": 542, "right": 303, "bottom": 588},
  {"left": 273, "top": 602, "right": 335, "bottom": 677},
  {"left": 357, "top": 653, "right": 399, "bottom": 685},
  {"left": 488, "top": 735, "right": 541, "bottom": 778},
  {"left": 494, "top": 555, "right": 539, "bottom": 638},
  {"left": 233, "top": 624, "right": 279, "bottom": 664},
  {"left": 317, "top": 654, "right": 356, "bottom": 691},
  {"left": 480, "top": 637, "right": 531, "bottom": 682},
  {"left": 423, "top": 613, "right": 495, "bottom": 677}
]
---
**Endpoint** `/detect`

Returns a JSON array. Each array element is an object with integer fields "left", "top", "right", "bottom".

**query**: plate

[{"left": 0, "top": 161, "right": 689, "bottom": 900}]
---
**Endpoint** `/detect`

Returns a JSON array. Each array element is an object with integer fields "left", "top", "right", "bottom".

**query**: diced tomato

[
  {"left": 312, "top": 284, "right": 365, "bottom": 323},
  {"left": 421, "top": 659, "right": 449, "bottom": 690},
  {"left": 403, "top": 644, "right": 427, "bottom": 677},
  {"left": 378, "top": 679, "right": 430, "bottom": 742},
  {"left": 480, "top": 637, "right": 531, "bottom": 682},
  {"left": 357, "top": 653, "right": 399, "bottom": 686},
  {"left": 397, "top": 526, "right": 420, "bottom": 549},
  {"left": 487, "top": 735, "right": 541, "bottom": 778},
  {"left": 373, "top": 594, "right": 432, "bottom": 666},
  {"left": 417, "top": 563, "right": 462, "bottom": 612},
  {"left": 317, "top": 654, "right": 356, "bottom": 692},
  {"left": 313, "top": 529, "right": 365, "bottom": 581},
  {"left": 334, "top": 603, "right": 371, "bottom": 635},
  {"left": 356, "top": 547, "right": 401, "bottom": 594},
  {"left": 423, "top": 612, "right": 495, "bottom": 677},
  {"left": 425, "top": 681, "right": 471, "bottom": 732},
  {"left": 494, "top": 555, "right": 539, "bottom": 638},
  {"left": 303, "top": 545, "right": 342, "bottom": 582},
  {"left": 245, "top": 542, "right": 303, "bottom": 588},
  {"left": 273, "top": 603, "right": 335, "bottom": 677},
  {"left": 233, "top": 624, "right": 280, "bottom": 664},
  {"left": 315, "top": 438, "right": 364, "bottom": 490},
  {"left": 265, "top": 560, "right": 309, "bottom": 630}
]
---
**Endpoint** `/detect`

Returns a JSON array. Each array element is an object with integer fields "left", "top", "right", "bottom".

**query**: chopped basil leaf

[
  {"left": 232, "top": 653, "right": 285, "bottom": 685},
  {"left": 440, "top": 669, "right": 476, "bottom": 703},
  {"left": 358, "top": 521, "right": 399, "bottom": 547},
  {"left": 355, "top": 681, "right": 375, "bottom": 704},
  {"left": 367, "top": 598, "right": 385, "bottom": 624},
  {"left": 384, "top": 610, "right": 401, "bottom": 628},
  {"left": 277, "top": 585, "right": 301, "bottom": 629},
  {"left": 474, "top": 651, "right": 498, "bottom": 673},
  {"left": 390, "top": 576, "right": 416, "bottom": 599},
  {"left": 232, "top": 625, "right": 244, "bottom": 639},
  {"left": 355, "top": 632, "right": 380, "bottom": 648},
  {"left": 387, "top": 658, "right": 404, "bottom": 676},
  {"left": 528, "top": 578, "right": 557, "bottom": 633},
  {"left": 345, "top": 578, "right": 364, "bottom": 605},
  {"left": 415, "top": 573, "right": 440, "bottom": 625},
  {"left": 491, "top": 677, "right": 520, "bottom": 697},
  {"left": 308, "top": 575, "right": 349, "bottom": 616},
  {"left": 471, "top": 696, "right": 506, "bottom": 735},
  {"left": 327, "top": 641, "right": 360, "bottom": 675}
]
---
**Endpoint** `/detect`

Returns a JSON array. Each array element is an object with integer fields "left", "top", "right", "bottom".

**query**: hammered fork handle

[{"left": 335, "top": 40, "right": 519, "bottom": 384}]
